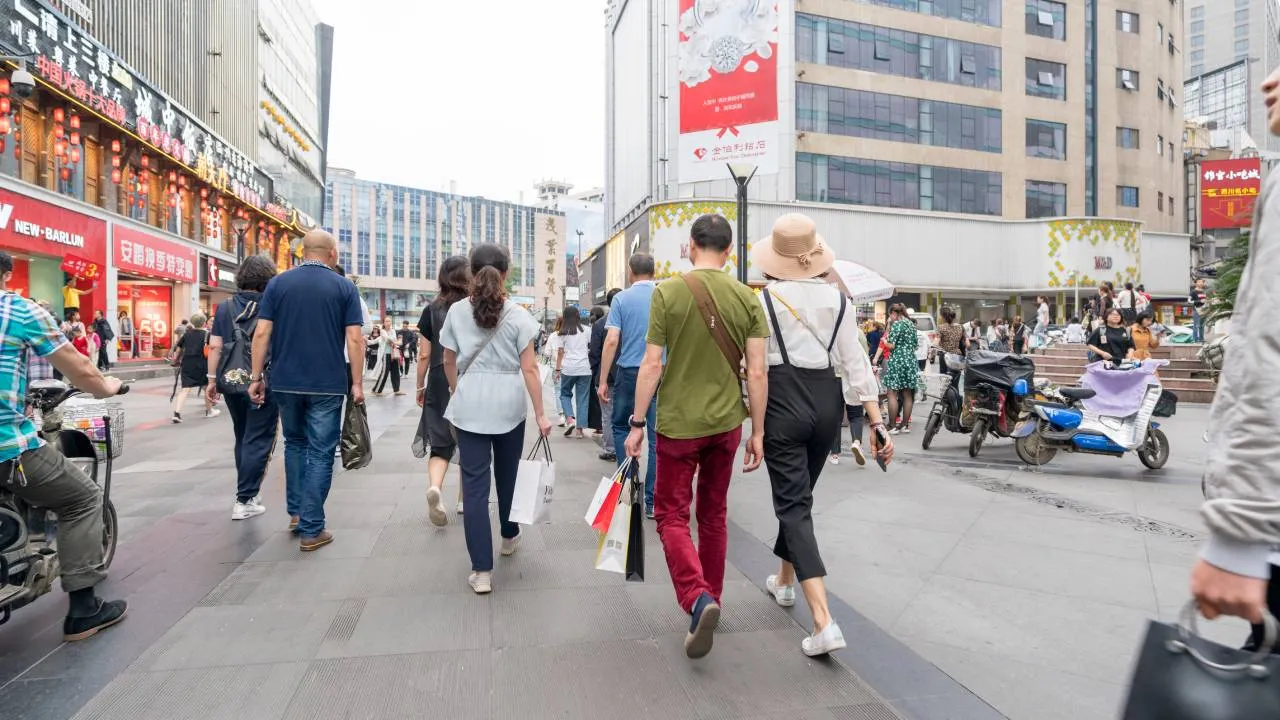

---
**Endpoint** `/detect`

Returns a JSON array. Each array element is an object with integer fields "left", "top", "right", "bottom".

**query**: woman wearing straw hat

[{"left": 752, "top": 213, "right": 894, "bottom": 656}]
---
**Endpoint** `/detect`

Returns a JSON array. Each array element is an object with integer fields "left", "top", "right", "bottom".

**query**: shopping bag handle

[
  {"left": 525, "top": 434, "right": 553, "bottom": 462},
  {"left": 1173, "top": 600, "right": 1277, "bottom": 677}
]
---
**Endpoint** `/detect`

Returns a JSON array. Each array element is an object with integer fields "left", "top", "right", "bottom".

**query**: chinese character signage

[
  {"left": 59, "top": 252, "right": 99, "bottom": 280},
  {"left": 1200, "top": 158, "right": 1263, "bottom": 230},
  {"left": 0, "top": 186, "right": 106, "bottom": 260},
  {"left": 0, "top": 0, "right": 271, "bottom": 210},
  {"left": 113, "top": 226, "right": 198, "bottom": 283},
  {"left": 677, "top": 0, "right": 784, "bottom": 183}
]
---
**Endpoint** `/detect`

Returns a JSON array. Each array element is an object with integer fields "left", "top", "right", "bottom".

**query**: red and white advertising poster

[
  {"left": 678, "top": 0, "right": 783, "bottom": 183},
  {"left": 1200, "top": 158, "right": 1263, "bottom": 230},
  {"left": 120, "top": 284, "right": 172, "bottom": 352},
  {"left": 0, "top": 187, "right": 107, "bottom": 262},
  {"left": 113, "top": 226, "right": 199, "bottom": 284}
]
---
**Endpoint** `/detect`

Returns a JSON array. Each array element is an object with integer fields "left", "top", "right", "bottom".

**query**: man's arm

[
  {"left": 628, "top": 343, "right": 664, "bottom": 422},
  {"left": 346, "top": 326, "right": 365, "bottom": 403},
  {"left": 205, "top": 335, "right": 224, "bottom": 402},
  {"left": 47, "top": 345, "right": 119, "bottom": 398},
  {"left": 741, "top": 337, "right": 767, "bottom": 472},
  {"left": 597, "top": 327, "right": 620, "bottom": 403}
]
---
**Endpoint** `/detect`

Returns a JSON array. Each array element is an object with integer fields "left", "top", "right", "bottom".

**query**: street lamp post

[
  {"left": 727, "top": 163, "right": 757, "bottom": 284},
  {"left": 574, "top": 229, "right": 583, "bottom": 304},
  {"left": 1067, "top": 270, "right": 1080, "bottom": 319}
]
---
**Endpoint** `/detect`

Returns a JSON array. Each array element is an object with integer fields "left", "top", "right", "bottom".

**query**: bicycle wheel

[{"left": 102, "top": 499, "right": 118, "bottom": 568}]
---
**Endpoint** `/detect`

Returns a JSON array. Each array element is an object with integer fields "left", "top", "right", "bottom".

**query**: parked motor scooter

[
  {"left": 921, "top": 347, "right": 969, "bottom": 450},
  {"left": 961, "top": 350, "right": 1037, "bottom": 458},
  {"left": 1011, "top": 360, "right": 1174, "bottom": 469}
]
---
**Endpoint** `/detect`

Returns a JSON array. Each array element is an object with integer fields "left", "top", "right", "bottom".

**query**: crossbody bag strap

[
  {"left": 458, "top": 306, "right": 511, "bottom": 379},
  {"left": 761, "top": 290, "right": 790, "bottom": 367},
  {"left": 681, "top": 274, "right": 745, "bottom": 379},
  {"left": 828, "top": 293, "right": 846, "bottom": 354}
]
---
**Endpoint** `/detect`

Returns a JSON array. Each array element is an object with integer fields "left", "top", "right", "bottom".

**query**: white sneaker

[
  {"left": 766, "top": 575, "right": 796, "bottom": 607},
  {"left": 456, "top": 501, "right": 465, "bottom": 515},
  {"left": 801, "top": 622, "right": 847, "bottom": 657},
  {"left": 426, "top": 487, "right": 447, "bottom": 527},
  {"left": 850, "top": 442, "right": 867, "bottom": 466},
  {"left": 468, "top": 571, "right": 492, "bottom": 594},
  {"left": 231, "top": 499, "right": 267, "bottom": 520},
  {"left": 500, "top": 533, "right": 521, "bottom": 557},
  {"left": 204, "top": 408, "right": 222, "bottom": 419},
  {"left": 828, "top": 454, "right": 840, "bottom": 465}
]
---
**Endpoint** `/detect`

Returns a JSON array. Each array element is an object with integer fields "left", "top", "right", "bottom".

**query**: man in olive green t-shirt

[{"left": 623, "top": 213, "right": 769, "bottom": 660}]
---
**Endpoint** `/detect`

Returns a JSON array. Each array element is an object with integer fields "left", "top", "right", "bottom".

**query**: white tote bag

[
  {"left": 594, "top": 493, "right": 631, "bottom": 574},
  {"left": 510, "top": 436, "right": 555, "bottom": 525},
  {"left": 584, "top": 458, "right": 631, "bottom": 528}
]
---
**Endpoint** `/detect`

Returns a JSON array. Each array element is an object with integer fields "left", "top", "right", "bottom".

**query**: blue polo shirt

[
  {"left": 606, "top": 280, "right": 656, "bottom": 369},
  {"left": 258, "top": 262, "right": 363, "bottom": 395}
]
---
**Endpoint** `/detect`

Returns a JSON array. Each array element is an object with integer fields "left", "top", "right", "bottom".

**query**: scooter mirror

[{"left": 1012, "top": 379, "right": 1029, "bottom": 397}]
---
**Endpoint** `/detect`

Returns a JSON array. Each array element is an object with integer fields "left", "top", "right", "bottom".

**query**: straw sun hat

[{"left": 750, "top": 213, "right": 834, "bottom": 281}]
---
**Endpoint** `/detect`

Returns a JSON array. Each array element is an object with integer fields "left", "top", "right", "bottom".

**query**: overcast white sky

[{"left": 313, "top": 0, "right": 606, "bottom": 203}]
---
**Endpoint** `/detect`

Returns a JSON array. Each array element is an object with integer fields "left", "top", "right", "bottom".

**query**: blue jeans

[
  {"left": 1192, "top": 307, "right": 1205, "bottom": 343},
  {"left": 612, "top": 366, "right": 656, "bottom": 510},
  {"left": 275, "top": 392, "right": 344, "bottom": 537},
  {"left": 456, "top": 422, "right": 524, "bottom": 572},
  {"left": 559, "top": 373, "right": 591, "bottom": 425}
]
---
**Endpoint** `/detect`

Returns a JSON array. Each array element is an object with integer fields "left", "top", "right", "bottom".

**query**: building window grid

[
  {"left": 408, "top": 193, "right": 422, "bottom": 280},
  {"left": 1116, "top": 10, "right": 1139, "bottom": 34},
  {"left": 797, "top": 15, "right": 1003, "bottom": 91},
  {"left": 796, "top": 152, "right": 1002, "bottom": 216},
  {"left": 1117, "top": 186, "right": 1140, "bottom": 208},
  {"left": 485, "top": 203, "right": 496, "bottom": 243},
  {"left": 1026, "top": 0, "right": 1066, "bottom": 40},
  {"left": 357, "top": 229, "right": 370, "bottom": 275},
  {"left": 1025, "top": 180, "right": 1067, "bottom": 218},
  {"left": 472, "top": 203, "right": 482, "bottom": 246},
  {"left": 855, "top": 0, "right": 1001, "bottom": 26},
  {"left": 797, "top": 83, "right": 1002, "bottom": 153},
  {"left": 1026, "top": 58, "right": 1066, "bottom": 100},
  {"left": 392, "top": 189, "right": 405, "bottom": 278},
  {"left": 526, "top": 213, "right": 535, "bottom": 287},
  {"left": 425, "top": 195, "right": 439, "bottom": 281},
  {"left": 1116, "top": 127, "right": 1140, "bottom": 149},
  {"left": 1025, "top": 118, "right": 1067, "bottom": 160}
]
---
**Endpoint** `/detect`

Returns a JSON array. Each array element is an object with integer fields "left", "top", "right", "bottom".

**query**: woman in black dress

[
  {"left": 414, "top": 255, "right": 470, "bottom": 526},
  {"left": 1086, "top": 308, "right": 1135, "bottom": 364},
  {"left": 170, "top": 312, "right": 220, "bottom": 423}
]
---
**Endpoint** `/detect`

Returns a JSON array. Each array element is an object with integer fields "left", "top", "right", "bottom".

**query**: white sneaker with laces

[
  {"left": 231, "top": 499, "right": 267, "bottom": 520},
  {"left": 456, "top": 500, "right": 465, "bottom": 515},
  {"left": 850, "top": 442, "right": 867, "bottom": 466},
  {"left": 766, "top": 574, "right": 796, "bottom": 607},
  {"left": 828, "top": 454, "right": 840, "bottom": 465},
  {"left": 802, "top": 621, "right": 847, "bottom": 657},
  {"left": 500, "top": 533, "right": 521, "bottom": 556},
  {"left": 426, "top": 487, "right": 447, "bottom": 527},
  {"left": 468, "top": 571, "right": 492, "bottom": 594},
  {"left": 205, "top": 408, "right": 222, "bottom": 419}
]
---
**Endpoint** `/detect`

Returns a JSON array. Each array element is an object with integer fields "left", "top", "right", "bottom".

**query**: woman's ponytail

[{"left": 468, "top": 243, "right": 511, "bottom": 329}]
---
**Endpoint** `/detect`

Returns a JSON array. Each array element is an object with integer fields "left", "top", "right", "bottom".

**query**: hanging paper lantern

[
  {"left": 70, "top": 147, "right": 80, "bottom": 163},
  {"left": 168, "top": 182, "right": 177, "bottom": 194},
  {"left": 111, "top": 139, "right": 120, "bottom": 153},
  {"left": 199, "top": 187, "right": 208, "bottom": 198},
  {"left": 0, "top": 77, "right": 10, "bottom": 95},
  {"left": 69, "top": 114, "right": 79, "bottom": 129},
  {"left": 168, "top": 170, "right": 176, "bottom": 182},
  {"left": 53, "top": 140, "right": 64, "bottom": 156},
  {"left": 53, "top": 124, "right": 64, "bottom": 140},
  {"left": 52, "top": 108, "right": 64, "bottom": 123},
  {"left": 0, "top": 98, "right": 11, "bottom": 114},
  {"left": 111, "top": 155, "right": 120, "bottom": 168},
  {"left": 168, "top": 196, "right": 177, "bottom": 207},
  {"left": 110, "top": 168, "right": 121, "bottom": 183},
  {"left": 140, "top": 154, "right": 149, "bottom": 168},
  {"left": 69, "top": 131, "right": 79, "bottom": 146},
  {"left": 59, "top": 167, "right": 70, "bottom": 181},
  {"left": 0, "top": 117, "right": 9, "bottom": 135}
]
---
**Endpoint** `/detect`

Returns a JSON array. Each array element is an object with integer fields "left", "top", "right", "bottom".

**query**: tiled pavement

[{"left": 0, "top": 380, "right": 988, "bottom": 720}]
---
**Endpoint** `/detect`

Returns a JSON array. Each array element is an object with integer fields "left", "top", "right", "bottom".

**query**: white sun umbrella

[{"left": 828, "top": 259, "right": 895, "bottom": 304}]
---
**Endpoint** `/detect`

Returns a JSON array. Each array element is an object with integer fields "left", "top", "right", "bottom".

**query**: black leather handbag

[{"left": 1121, "top": 602, "right": 1279, "bottom": 720}]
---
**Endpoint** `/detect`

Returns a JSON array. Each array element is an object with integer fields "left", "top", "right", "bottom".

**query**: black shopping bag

[
  {"left": 1120, "top": 602, "right": 1279, "bottom": 720},
  {"left": 340, "top": 401, "right": 373, "bottom": 471},
  {"left": 624, "top": 460, "right": 644, "bottom": 582}
]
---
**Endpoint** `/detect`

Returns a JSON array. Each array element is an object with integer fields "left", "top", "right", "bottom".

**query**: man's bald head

[{"left": 302, "top": 229, "right": 338, "bottom": 265}]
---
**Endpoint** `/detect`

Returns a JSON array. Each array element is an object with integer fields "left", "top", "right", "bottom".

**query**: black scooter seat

[{"left": 1060, "top": 387, "right": 1097, "bottom": 401}]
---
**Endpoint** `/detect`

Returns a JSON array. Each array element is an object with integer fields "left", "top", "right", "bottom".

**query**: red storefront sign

[
  {"left": 0, "top": 187, "right": 107, "bottom": 262},
  {"left": 1200, "top": 158, "right": 1263, "bottom": 230},
  {"left": 113, "top": 226, "right": 198, "bottom": 283},
  {"left": 60, "top": 253, "right": 101, "bottom": 281}
]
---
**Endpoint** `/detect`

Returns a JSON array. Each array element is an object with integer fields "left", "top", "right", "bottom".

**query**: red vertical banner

[
  {"left": 1200, "top": 158, "right": 1263, "bottom": 230},
  {"left": 678, "top": 0, "right": 783, "bottom": 183}
]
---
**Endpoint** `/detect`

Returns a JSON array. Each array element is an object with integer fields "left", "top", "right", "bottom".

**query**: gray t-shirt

[{"left": 440, "top": 299, "right": 539, "bottom": 434}]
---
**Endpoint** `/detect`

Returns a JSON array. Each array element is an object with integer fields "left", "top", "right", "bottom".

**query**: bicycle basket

[{"left": 59, "top": 399, "right": 124, "bottom": 459}]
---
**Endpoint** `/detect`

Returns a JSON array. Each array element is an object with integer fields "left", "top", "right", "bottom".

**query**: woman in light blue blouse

[{"left": 441, "top": 243, "right": 553, "bottom": 594}]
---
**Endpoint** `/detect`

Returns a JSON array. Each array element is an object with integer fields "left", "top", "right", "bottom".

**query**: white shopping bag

[
  {"left": 584, "top": 458, "right": 630, "bottom": 530},
  {"left": 537, "top": 364, "right": 558, "bottom": 417},
  {"left": 594, "top": 494, "right": 630, "bottom": 574},
  {"left": 510, "top": 436, "right": 555, "bottom": 525}
]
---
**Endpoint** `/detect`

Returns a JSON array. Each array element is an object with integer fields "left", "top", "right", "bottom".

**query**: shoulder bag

[
  {"left": 681, "top": 274, "right": 746, "bottom": 383},
  {"left": 457, "top": 305, "right": 512, "bottom": 380}
]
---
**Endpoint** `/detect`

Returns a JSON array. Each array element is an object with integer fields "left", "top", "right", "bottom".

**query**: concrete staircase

[{"left": 1031, "top": 343, "right": 1216, "bottom": 404}]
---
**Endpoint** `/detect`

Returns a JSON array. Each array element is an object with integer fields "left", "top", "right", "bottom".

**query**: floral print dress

[{"left": 882, "top": 318, "right": 919, "bottom": 391}]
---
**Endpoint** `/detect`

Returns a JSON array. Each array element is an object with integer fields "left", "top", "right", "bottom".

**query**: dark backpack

[{"left": 215, "top": 300, "right": 260, "bottom": 396}]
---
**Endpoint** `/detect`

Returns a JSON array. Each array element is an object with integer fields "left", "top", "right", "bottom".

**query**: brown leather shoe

[
  {"left": 299, "top": 530, "right": 333, "bottom": 552},
  {"left": 289, "top": 515, "right": 300, "bottom": 533}
]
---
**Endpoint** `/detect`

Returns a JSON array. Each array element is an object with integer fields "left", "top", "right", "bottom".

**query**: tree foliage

[{"left": 1206, "top": 231, "right": 1249, "bottom": 325}]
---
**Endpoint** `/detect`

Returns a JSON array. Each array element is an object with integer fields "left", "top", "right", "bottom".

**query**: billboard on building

[
  {"left": 1200, "top": 158, "right": 1262, "bottom": 230},
  {"left": 677, "top": 0, "right": 783, "bottom": 183}
]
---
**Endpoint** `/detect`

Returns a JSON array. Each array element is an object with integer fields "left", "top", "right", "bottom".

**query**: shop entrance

[{"left": 116, "top": 278, "right": 174, "bottom": 361}]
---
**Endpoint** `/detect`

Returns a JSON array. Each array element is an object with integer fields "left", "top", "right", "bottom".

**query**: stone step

[
  {"left": 1032, "top": 361, "right": 1209, "bottom": 380},
  {"left": 1035, "top": 344, "right": 1205, "bottom": 360}
]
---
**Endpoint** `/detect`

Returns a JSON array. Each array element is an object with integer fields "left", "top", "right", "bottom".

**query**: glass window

[
  {"left": 856, "top": 0, "right": 1001, "bottom": 26},
  {"left": 1235, "top": 39, "right": 1249, "bottom": 53},
  {"left": 1026, "top": 58, "right": 1066, "bottom": 100},
  {"left": 1190, "top": 49, "right": 1204, "bottom": 62},
  {"left": 1157, "top": 192, "right": 1164, "bottom": 211},
  {"left": 1156, "top": 21, "right": 1164, "bottom": 45},
  {"left": 796, "top": 152, "right": 1002, "bottom": 216},
  {"left": 1190, "top": 63, "right": 1204, "bottom": 77},
  {"left": 1157, "top": 135, "right": 1164, "bottom": 155},
  {"left": 1191, "top": 34, "right": 1204, "bottom": 47},
  {"left": 1189, "top": 20, "right": 1204, "bottom": 33},
  {"left": 1236, "top": 25, "right": 1249, "bottom": 38},
  {"left": 1236, "top": 9, "right": 1248, "bottom": 23},
  {"left": 797, "top": 14, "right": 1003, "bottom": 91},
  {"left": 1116, "top": 127, "right": 1140, "bottom": 149},
  {"left": 1117, "top": 11, "right": 1139, "bottom": 34},
  {"left": 1116, "top": 68, "right": 1140, "bottom": 91},
  {"left": 1026, "top": 119, "right": 1067, "bottom": 159},
  {"left": 1026, "top": 181, "right": 1066, "bottom": 218},
  {"left": 1027, "top": 1, "right": 1067, "bottom": 40},
  {"left": 796, "top": 83, "right": 1002, "bottom": 153},
  {"left": 1190, "top": 5, "right": 1203, "bottom": 18},
  {"left": 1117, "top": 186, "right": 1140, "bottom": 207}
]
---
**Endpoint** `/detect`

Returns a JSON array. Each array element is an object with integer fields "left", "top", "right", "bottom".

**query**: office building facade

[
  {"left": 324, "top": 169, "right": 567, "bottom": 323},
  {"left": 1184, "top": 0, "right": 1280, "bottom": 152}
]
